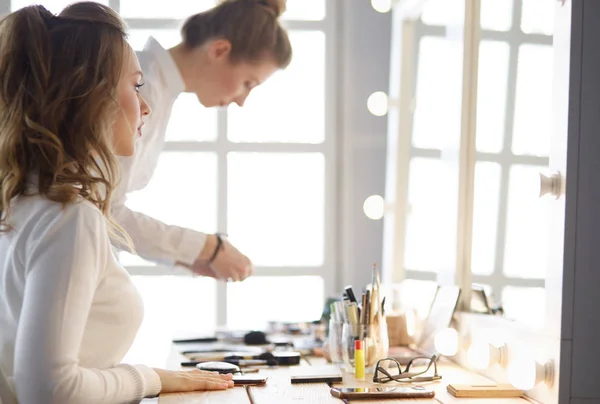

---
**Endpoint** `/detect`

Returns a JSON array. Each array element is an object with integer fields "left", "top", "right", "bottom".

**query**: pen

[
  {"left": 172, "top": 336, "right": 218, "bottom": 343},
  {"left": 344, "top": 285, "right": 358, "bottom": 304},
  {"left": 245, "top": 385, "right": 257, "bottom": 404},
  {"left": 181, "top": 359, "right": 273, "bottom": 367},
  {"left": 360, "top": 293, "right": 367, "bottom": 327},
  {"left": 364, "top": 290, "right": 371, "bottom": 338}
]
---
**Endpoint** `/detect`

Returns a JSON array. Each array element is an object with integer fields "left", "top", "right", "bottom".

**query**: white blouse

[{"left": 0, "top": 195, "right": 161, "bottom": 404}]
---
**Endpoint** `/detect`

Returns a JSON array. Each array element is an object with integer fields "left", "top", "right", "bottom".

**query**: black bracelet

[{"left": 208, "top": 233, "right": 226, "bottom": 263}]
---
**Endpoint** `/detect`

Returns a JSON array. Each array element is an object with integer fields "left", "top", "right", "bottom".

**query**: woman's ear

[{"left": 207, "top": 39, "right": 232, "bottom": 63}]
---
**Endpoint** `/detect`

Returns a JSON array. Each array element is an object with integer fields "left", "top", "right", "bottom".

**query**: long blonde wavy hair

[{"left": 0, "top": 2, "right": 132, "bottom": 246}]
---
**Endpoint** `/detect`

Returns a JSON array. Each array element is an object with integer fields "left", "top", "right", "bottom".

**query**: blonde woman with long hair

[{"left": 0, "top": 3, "right": 234, "bottom": 403}]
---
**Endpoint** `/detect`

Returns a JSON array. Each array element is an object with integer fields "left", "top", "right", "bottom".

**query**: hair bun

[
  {"left": 219, "top": 0, "right": 286, "bottom": 18},
  {"left": 260, "top": 0, "right": 286, "bottom": 17}
]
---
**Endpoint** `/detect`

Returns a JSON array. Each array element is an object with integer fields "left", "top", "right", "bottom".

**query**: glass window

[
  {"left": 120, "top": 152, "right": 218, "bottom": 266},
  {"left": 227, "top": 31, "right": 325, "bottom": 144},
  {"left": 480, "top": 0, "right": 513, "bottom": 31},
  {"left": 11, "top": 0, "right": 107, "bottom": 12},
  {"left": 404, "top": 158, "right": 455, "bottom": 272},
  {"left": 120, "top": 0, "right": 215, "bottom": 19},
  {"left": 227, "top": 153, "right": 325, "bottom": 266},
  {"left": 471, "top": 162, "right": 502, "bottom": 276},
  {"left": 166, "top": 94, "right": 218, "bottom": 142},
  {"left": 413, "top": 37, "right": 463, "bottom": 150},
  {"left": 521, "top": 0, "right": 554, "bottom": 35},
  {"left": 128, "top": 29, "right": 181, "bottom": 52},
  {"left": 420, "top": 0, "right": 463, "bottom": 26},
  {"left": 120, "top": 0, "right": 325, "bottom": 21},
  {"left": 281, "top": 0, "right": 325, "bottom": 21},
  {"left": 476, "top": 41, "right": 510, "bottom": 153},
  {"left": 512, "top": 44, "right": 553, "bottom": 157}
]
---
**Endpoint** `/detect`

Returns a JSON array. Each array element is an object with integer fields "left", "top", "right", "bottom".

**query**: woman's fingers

[
  {"left": 189, "top": 369, "right": 234, "bottom": 390},
  {"left": 193, "top": 376, "right": 234, "bottom": 390},
  {"left": 191, "top": 369, "right": 233, "bottom": 379}
]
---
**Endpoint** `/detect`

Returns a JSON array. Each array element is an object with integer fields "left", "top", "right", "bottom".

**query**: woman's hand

[
  {"left": 192, "top": 235, "right": 253, "bottom": 282},
  {"left": 153, "top": 368, "right": 234, "bottom": 393}
]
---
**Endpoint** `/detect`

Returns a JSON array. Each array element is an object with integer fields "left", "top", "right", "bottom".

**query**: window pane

[
  {"left": 123, "top": 276, "right": 216, "bottom": 367},
  {"left": 413, "top": 37, "right": 463, "bottom": 150},
  {"left": 120, "top": 0, "right": 215, "bottom": 19},
  {"left": 166, "top": 94, "right": 218, "bottom": 142},
  {"left": 227, "top": 276, "right": 324, "bottom": 330},
  {"left": 228, "top": 31, "right": 325, "bottom": 144},
  {"left": 480, "top": 0, "right": 513, "bottom": 31},
  {"left": 503, "top": 165, "right": 550, "bottom": 279},
  {"left": 471, "top": 162, "right": 501, "bottom": 276},
  {"left": 281, "top": 0, "right": 325, "bottom": 21},
  {"left": 502, "top": 286, "right": 545, "bottom": 330},
  {"left": 120, "top": 152, "right": 218, "bottom": 266},
  {"left": 476, "top": 41, "right": 510, "bottom": 153},
  {"left": 404, "top": 158, "right": 455, "bottom": 272},
  {"left": 421, "top": 0, "right": 456, "bottom": 25},
  {"left": 120, "top": 0, "right": 323, "bottom": 20},
  {"left": 128, "top": 29, "right": 181, "bottom": 52},
  {"left": 11, "top": 0, "right": 107, "bottom": 12},
  {"left": 521, "top": 0, "right": 554, "bottom": 35},
  {"left": 228, "top": 153, "right": 324, "bottom": 266},
  {"left": 512, "top": 44, "right": 553, "bottom": 157}
]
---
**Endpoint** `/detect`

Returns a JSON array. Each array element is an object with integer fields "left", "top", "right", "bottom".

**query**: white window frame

[{"left": 384, "top": 0, "right": 551, "bottom": 309}]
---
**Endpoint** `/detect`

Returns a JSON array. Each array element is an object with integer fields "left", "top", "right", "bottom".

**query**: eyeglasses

[{"left": 373, "top": 355, "right": 442, "bottom": 383}]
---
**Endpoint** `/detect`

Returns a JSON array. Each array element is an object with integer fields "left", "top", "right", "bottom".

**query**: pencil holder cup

[
  {"left": 341, "top": 321, "right": 389, "bottom": 373},
  {"left": 328, "top": 319, "right": 344, "bottom": 364}
]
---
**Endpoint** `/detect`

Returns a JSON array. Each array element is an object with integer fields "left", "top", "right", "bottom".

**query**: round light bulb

[
  {"left": 371, "top": 0, "right": 392, "bottom": 13},
  {"left": 467, "top": 340, "right": 492, "bottom": 369},
  {"left": 363, "top": 195, "right": 385, "bottom": 220},
  {"left": 507, "top": 357, "right": 540, "bottom": 391},
  {"left": 433, "top": 328, "right": 459, "bottom": 356},
  {"left": 367, "top": 91, "right": 389, "bottom": 116}
]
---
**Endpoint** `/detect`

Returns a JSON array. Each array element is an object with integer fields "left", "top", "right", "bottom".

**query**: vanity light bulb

[
  {"left": 433, "top": 327, "right": 459, "bottom": 357},
  {"left": 363, "top": 195, "right": 385, "bottom": 220},
  {"left": 367, "top": 91, "right": 389, "bottom": 116},
  {"left": 507, "top": 358, "right": 538, "bottom": 391},
  {"left": 371, "top": 0, "right": 392, "bottom": 13},
  {"left": 507, "top": 357, "right": 553, "bottom": 391}
]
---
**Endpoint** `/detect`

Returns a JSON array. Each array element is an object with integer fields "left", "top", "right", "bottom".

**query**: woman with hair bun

[{"left": 112, "top": 0, "right": 293, "bottom": 283}]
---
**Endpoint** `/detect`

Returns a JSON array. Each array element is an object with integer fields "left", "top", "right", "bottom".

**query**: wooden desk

[{"left": 150, "top": 345, "right": 537, "bottom": 403}]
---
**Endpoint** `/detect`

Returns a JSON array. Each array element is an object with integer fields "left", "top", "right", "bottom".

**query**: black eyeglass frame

[{"left": 372, "top": 354, "right": 442, "bottom": 383}]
